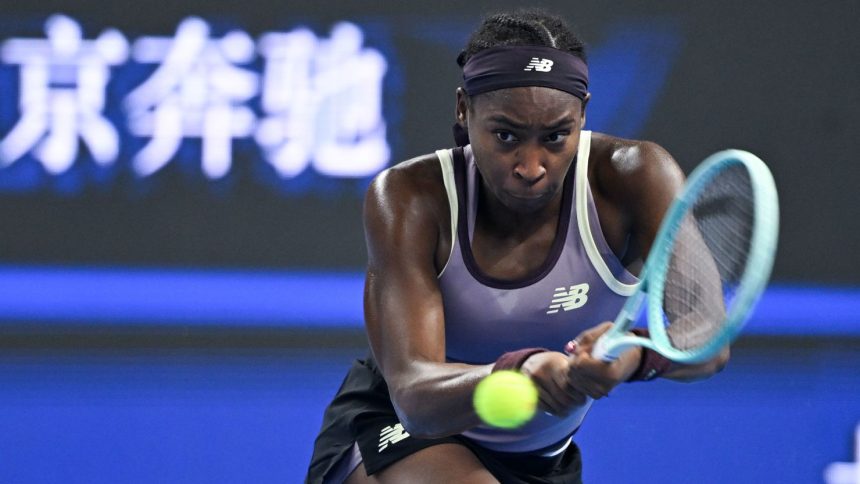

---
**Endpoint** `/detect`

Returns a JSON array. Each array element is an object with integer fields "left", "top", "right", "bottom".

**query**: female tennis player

[{"left": 307, "top": 8, "right": 729, "bottom": 484}]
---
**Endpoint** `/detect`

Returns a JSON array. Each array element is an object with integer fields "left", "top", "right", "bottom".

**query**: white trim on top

[
  {"left": 574, "top": 131, "right": 639, "bottom": 296},
  {"left": 436, "top": 149, "right": 459, "bottom": 278}
]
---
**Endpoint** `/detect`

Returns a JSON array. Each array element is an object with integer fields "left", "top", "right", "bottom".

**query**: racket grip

[
  {"left": 592, "top": 335, "right": 614, "bottom": 361},
  {"left": 592, "top": 334, "right": 636, "bottom": 362}
]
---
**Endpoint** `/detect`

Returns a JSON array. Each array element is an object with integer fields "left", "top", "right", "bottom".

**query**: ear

[
  {"left": 455, "top": 87, "right": 469, "bottom": 126},
  {"left": 579, "top": 92, "right": 591, "bottom": 129}
]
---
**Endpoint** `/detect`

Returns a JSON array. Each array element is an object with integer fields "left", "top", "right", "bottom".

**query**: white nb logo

[
  {"left": 378, "top": 423, "right": 410, "bottom": 452},
  {"left": 547, "top": 283, "right": 590, "bottom": 314},
  {"left": 524, "top": 57, "right": 554, "bottom": 72}
]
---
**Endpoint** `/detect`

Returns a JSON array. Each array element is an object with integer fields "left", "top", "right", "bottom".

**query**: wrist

[
  {"left": 620, "top": 346, "right": 644, "bottom": 381},
  {"left": 626, "top": 329, "right": 673, "bottom": 382},
  {"left": 493, "top": 348, "right": 550, "bottom": 372}
]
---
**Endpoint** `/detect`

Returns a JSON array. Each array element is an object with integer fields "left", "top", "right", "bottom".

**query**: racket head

[{"left": 645, "top": 149, "right": 779, "bottom": 363}]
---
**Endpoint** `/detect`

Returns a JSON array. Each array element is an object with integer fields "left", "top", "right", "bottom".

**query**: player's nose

[{"left": 513, "top": 150, "right": 546, "bottom": 185}]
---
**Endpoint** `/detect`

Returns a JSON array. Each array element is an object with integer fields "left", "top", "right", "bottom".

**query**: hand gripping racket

[{"left": 592, "top": 149, "right": 779, "bottom": 364}]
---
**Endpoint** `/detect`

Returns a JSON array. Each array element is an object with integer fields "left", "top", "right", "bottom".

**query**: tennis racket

[{"left": 592, "top": 149, "right": 779, "bottom": 364}]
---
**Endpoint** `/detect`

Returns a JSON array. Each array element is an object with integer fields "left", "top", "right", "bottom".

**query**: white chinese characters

[
  {"left": 0, "top": 15, "right": 390, "bottom": 185},
  {"left": 0, "top": 14, "right": 128, "bottom": 174},
  {"left": 256, "top": 22, "right": 388, "bottom": 179},
  {"left": 125, "top": 17, "right": 258, "bottom": 179}
]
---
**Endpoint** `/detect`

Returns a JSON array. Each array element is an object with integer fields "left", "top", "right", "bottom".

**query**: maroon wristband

[
  {"left": 626, "top": 329, "right": 673, "bottom": 382},
  {"left": 492, "top": 348, "right": 549, "bottom": 372}
]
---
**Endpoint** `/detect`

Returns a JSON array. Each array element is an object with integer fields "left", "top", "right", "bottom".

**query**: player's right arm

[{"left": 362, "top": 156, "right": 491, "bottom": 439}]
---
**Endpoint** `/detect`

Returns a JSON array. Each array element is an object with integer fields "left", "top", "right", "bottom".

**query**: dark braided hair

[{"left": 457, "top": 8, "right": 587, "bottom": 68}]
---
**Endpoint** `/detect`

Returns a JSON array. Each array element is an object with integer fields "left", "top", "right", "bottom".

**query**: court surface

[{"left": 0, "top": 337, "right": 857, "bottom": 483}]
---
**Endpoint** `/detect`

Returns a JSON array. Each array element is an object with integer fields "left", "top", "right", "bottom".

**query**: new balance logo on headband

[{"left": 524, "top": 57, "right": 554, "bottom": 72}]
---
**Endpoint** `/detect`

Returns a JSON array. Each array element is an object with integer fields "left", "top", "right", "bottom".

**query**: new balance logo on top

[
  {"left": 524, "top": 57, "right": 554, "bottom": 72},
  {"left": 547, "top": 283, "right": 590, "bottom": 314},
  {"left": 378, "top": 423, "right": 410, "bottom": 452}
]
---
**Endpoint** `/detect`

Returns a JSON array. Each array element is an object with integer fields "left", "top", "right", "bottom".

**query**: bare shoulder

[
  {"left": 587, "top": 132, "right": 688, "bottom": 260},
  {"left": 365, "top": 152, "right": 447, "bottom": 219},
  {"left": 364, "top": 152, "right": 451, "bottom": 269},
  {"left": 588, "top": 132, "right": 685, "bottom": 204}
]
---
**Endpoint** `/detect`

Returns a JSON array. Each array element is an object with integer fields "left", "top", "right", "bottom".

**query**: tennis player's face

[{"left": 459, "top": 86, "right": 585, "bottom": 213}]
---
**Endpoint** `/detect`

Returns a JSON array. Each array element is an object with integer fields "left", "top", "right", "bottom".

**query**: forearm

[{"left": 387, "top": 360, "right": 493, "bottom": 439}]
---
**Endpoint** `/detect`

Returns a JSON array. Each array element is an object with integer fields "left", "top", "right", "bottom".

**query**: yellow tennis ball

[{"left": 473, "top": 370, "right": 538, "bottom": 429}]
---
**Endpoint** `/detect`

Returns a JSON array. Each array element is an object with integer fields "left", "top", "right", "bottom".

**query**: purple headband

[{"left": 462, "top": 45, "right": 589, "bottom": 100}]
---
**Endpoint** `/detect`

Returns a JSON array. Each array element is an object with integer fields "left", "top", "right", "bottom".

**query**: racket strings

[{"left": 662, "top": 164, "right": 755, "bottom": 351}]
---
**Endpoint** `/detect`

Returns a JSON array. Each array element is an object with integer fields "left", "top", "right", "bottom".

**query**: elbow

[
  {"left": 389, "top": 388, "right": 445, "bottom": 439},
  {"left": 713, "top": 345, "right": 730, "bottom": 374},
  {"left": 701, "top": 346, "right": 730, "bottom": 378},
  {"left": 666, "top": 346, "right": 731, "bottom": 382},
  {"left": 400, "top": 419, "right": 446, "bottom": 440}
]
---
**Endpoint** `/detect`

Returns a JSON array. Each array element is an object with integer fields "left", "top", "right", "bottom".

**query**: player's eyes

[
  {"left": 545, "top": 132, "right": 569, "bottom": 143},
  {"left": 494, "top": 131, "right": 518, "bottom": 144}
]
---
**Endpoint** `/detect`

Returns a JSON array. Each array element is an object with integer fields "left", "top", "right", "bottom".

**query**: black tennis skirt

[{"left": 306, "top": 354, "right": 583, "bottom": 484}]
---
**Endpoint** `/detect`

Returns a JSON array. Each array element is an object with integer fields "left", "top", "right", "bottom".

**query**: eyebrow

[{"left": 487, "top": 114, "right": 576, "bottom": 130}]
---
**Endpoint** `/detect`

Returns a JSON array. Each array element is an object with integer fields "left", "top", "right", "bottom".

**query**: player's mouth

[
  {"left": 502, "top": 189, "right": 554, "bottom": 210},
  {"left": 505, "top": 187, "right": 552, "bottom": 202},
  {"left": 508, "top": 192, "right": 545, "bottom": 201}
]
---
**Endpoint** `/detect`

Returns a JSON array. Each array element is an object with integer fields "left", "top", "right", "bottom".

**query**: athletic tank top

[{"left": 436, "top": 131, "right": 639, "bottom": 453}]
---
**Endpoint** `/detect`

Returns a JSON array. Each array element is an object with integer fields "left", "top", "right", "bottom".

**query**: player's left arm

[{"left": 604, "top": 139, "right": 730, "bottom": 381}]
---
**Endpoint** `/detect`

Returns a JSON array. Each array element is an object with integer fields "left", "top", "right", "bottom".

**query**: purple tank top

[{"left": 436, "top": 131, "right": 639, "bottom": 452}]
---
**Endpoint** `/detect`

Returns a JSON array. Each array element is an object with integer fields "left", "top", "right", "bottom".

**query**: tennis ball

[{"left": 473, "top": 370, "right": 538, "bottom": 429}]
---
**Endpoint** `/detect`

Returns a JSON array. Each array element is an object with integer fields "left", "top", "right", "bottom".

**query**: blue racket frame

[{"left": 593, "top": 149, "right": 779, "bottom": 364}]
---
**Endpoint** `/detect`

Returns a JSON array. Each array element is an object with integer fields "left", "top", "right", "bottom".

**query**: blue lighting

[
  {"left": 744, "top": 285, "right": 860, "bottom": 336},
  {"left": 0, "top": 265, "right": 857, "bottom": 335},
  {"left": 586, "top": 19, "right": 682, "bottom": 138},
  {"left": 0, "top": 265, "right": 364, "bottom": 327}
]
